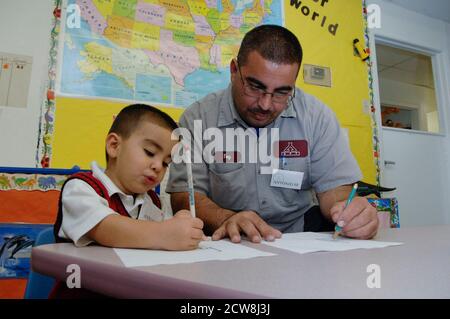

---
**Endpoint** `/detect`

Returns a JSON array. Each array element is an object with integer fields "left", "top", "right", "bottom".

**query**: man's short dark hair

[
  {"left": 237, "top": 24, "right": 303, "bottom": 67},
  {"left": 106, "top": 104, "right": 178, "bottom": 162}
]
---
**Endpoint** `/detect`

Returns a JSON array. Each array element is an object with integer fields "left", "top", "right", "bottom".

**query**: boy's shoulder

[
  {"left": 64, "top": 171, "right": 109, "bottom": 198},
  {"left": 62, "top": 172, "right": 162, "bottom": 212}
]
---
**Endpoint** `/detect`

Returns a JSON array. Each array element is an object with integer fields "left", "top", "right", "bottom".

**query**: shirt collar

[
  {"left": 90, "top": 161, "right": 145, "bottom": 206},
  {"left": 217, "top": 85, "right": 297, "bottom": 128},
  {"left": 281, "top": 94, "right": 297, "bottom": 118},
  {"left": 217, "top": 85, "right": 239, "bottom": 127}
]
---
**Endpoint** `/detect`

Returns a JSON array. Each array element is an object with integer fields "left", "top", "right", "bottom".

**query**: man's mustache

[{"left": 249, "top": 108, "right": 271, "bottom": 115}]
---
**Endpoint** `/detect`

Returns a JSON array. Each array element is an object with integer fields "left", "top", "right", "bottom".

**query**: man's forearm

[
  {"left": 171, "top": 192, "right": 235, "bottom": 235},
  {"left": 317, "top": 185, "right": 352, "bottom": 220}
]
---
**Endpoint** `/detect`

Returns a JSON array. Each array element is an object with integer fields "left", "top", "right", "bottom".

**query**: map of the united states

[{"left": 59, "top": 0, "right": 282, "bottom": 107}]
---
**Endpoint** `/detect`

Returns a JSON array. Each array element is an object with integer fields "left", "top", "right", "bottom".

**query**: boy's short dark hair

[
  {"left": 106, "top": 104, "right": 178, "bottom": 162},
  {"left": 237, "top": 24, "right": 303, "bottom": 67}
]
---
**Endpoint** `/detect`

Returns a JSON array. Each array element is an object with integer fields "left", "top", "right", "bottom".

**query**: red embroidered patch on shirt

[{"left": 276, "top": 140, "right": 308, "bottom": 158}]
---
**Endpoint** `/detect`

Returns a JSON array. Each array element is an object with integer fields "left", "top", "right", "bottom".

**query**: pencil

[
  {"left": 184, "top": 142, "right": 196, "bottom": 218},
  {"left": 333, "top": 183, "right": 358, "bottom": 239}
]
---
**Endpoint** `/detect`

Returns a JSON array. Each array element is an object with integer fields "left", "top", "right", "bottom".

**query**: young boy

[{"left": 54, "top": 104, "right": 205, "bottom": 251}]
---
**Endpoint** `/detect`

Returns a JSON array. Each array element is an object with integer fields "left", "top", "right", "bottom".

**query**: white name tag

[{"left": 270, "top": 169, "right": 304, "bottom": 190}]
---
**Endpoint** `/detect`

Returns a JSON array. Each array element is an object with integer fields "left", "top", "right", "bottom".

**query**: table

[{"left": 31, "top": 225, "right": 450, "bottom": 298}]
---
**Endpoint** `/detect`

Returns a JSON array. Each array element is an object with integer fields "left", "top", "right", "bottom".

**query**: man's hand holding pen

[{"left": 330, "top": 196, "right": 379, "bottom": 240}]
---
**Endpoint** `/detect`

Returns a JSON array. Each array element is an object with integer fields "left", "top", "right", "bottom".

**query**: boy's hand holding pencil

[{"left": 160, "top": 210, "right": 205, "bottom": 250}]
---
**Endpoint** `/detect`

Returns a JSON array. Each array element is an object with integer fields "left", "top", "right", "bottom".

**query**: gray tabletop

[{"left": 32, "top": 225, "right": 450, "bottom": 298}]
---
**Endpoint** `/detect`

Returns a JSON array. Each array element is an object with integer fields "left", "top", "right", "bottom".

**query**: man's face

[{"left": 230, "top": 51, "right": 299, "bottom": 128}]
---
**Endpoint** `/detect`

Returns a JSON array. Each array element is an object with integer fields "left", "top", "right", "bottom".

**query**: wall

[
  {"left": 446, "top": 22, "right": 450, "bottom": 225},
  {"left": 0, "top": 0, "right": 54, "bottom": 167},
  {"left": 43, "top": 1, "right": 377, "bottom": 182},
  {"left": 2, "top": 1, "right": 450, "bottom": 224},
  {"left": 368, "top": 0, "right": 450, "bottom": 226}
]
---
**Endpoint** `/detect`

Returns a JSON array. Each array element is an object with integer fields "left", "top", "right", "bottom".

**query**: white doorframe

[{"left": 367, "top": 34, "right": 385, "bottom": 184}]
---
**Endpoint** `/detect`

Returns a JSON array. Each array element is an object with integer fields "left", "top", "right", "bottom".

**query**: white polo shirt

[{"left": 58, "top": 162, "right": 165, "bottom": 247}]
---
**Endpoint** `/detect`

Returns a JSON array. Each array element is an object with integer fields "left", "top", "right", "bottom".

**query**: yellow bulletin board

[
  {"left": 285, "top": 0, "right": 377, "bottom": 183},
  {"left": 45, "top": 0, "right": 377, "bottom": 184},
  {"left": 51, "top": 97, "right": 184, "bottom": 169}
]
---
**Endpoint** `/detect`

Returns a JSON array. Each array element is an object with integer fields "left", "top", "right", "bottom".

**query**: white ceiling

[
  {"left": 376, "top": 0, "right": 448, "bottom": 88},
  {"left": 385, "top": 0, "right": 450, "bottom": 23},
  {"left": 376, "top": 44, "right": 435, "bottom": 89}
]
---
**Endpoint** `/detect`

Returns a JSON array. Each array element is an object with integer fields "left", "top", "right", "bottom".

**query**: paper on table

[
  {"left": 263, "top": 232, "right": 403, "bottom": 254},
  {"left": 114, "top": 239, "right": 275, "bottom": 267}
]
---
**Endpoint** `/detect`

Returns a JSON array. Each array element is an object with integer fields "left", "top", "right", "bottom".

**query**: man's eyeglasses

[{"left": 235, "top": 59, "right": 295, "bottom": 104}]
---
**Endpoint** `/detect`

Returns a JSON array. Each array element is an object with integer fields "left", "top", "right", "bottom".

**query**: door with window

[{"left": 372, "top": 41, "right": 447, "bottom": 226}]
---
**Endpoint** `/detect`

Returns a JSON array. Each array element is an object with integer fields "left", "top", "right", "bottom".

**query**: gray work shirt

[{"left": 166, "top": 85, "right": 362, "bottom": 232}]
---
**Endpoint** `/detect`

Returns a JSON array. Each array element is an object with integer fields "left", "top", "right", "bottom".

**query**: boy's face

[{"left": 105, "top": 121, "right": 177, "bottom": 195}]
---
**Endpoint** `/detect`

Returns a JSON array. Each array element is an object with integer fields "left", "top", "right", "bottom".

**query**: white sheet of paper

[
  {"left": 114, "top": 239, "right": 275, "bottom": 267},
  {"left": 263, "top": 232, "right": 403, "bottom": 254}
]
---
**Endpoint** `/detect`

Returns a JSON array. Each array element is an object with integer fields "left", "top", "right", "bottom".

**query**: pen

[
  {"left": 333, "top": 183, "right": 358, "bottom": 239},
  {"left": 184, "top": 141, "right": 196, "bottom": 218}
]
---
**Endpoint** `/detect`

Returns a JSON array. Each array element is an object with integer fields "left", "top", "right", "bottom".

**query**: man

[{"left": 167, "top": 25, "right": 378, "bottom": 243}]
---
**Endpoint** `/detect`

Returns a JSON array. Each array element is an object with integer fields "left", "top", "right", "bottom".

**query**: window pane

[{"left": 376, "top": 44, "right": 439, "bottom": 133}]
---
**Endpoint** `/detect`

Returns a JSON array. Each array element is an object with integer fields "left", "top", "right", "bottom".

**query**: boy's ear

[{"left": 105, "top": 133, "right": 121, "bottom": 159}]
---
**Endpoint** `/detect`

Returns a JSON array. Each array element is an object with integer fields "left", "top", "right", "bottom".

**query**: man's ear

[
  {"left": 105, "top": 133, "right": 121, "bottom": 160},
  {"left": 230, "top": 58, "right": 238, "bottom": 81}
]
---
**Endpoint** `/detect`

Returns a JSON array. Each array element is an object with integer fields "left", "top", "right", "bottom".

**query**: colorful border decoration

[
  {"left": 0, "top": 173, "right": 67, "bottom": 192},
  {"left": 362, "top": 0, "right": 381, "bottom": 186},
  {"left": 36, "top": 0, "right": 62, "bottom": 168},
  {"left": 0, "top": 166, "right": 85, "bottom": 191}
]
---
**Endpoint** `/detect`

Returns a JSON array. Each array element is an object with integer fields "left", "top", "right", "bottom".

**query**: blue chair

[{"left": 24, "top": 227, "right": 56, "bottom": 299}]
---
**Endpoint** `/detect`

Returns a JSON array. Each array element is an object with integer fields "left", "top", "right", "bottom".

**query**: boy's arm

[
  {"left": 61, "top": 179, "right": 204, "bottom": 250},
  {"left": 87, "top": 211, "right": 204, "bottom": 251}
]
